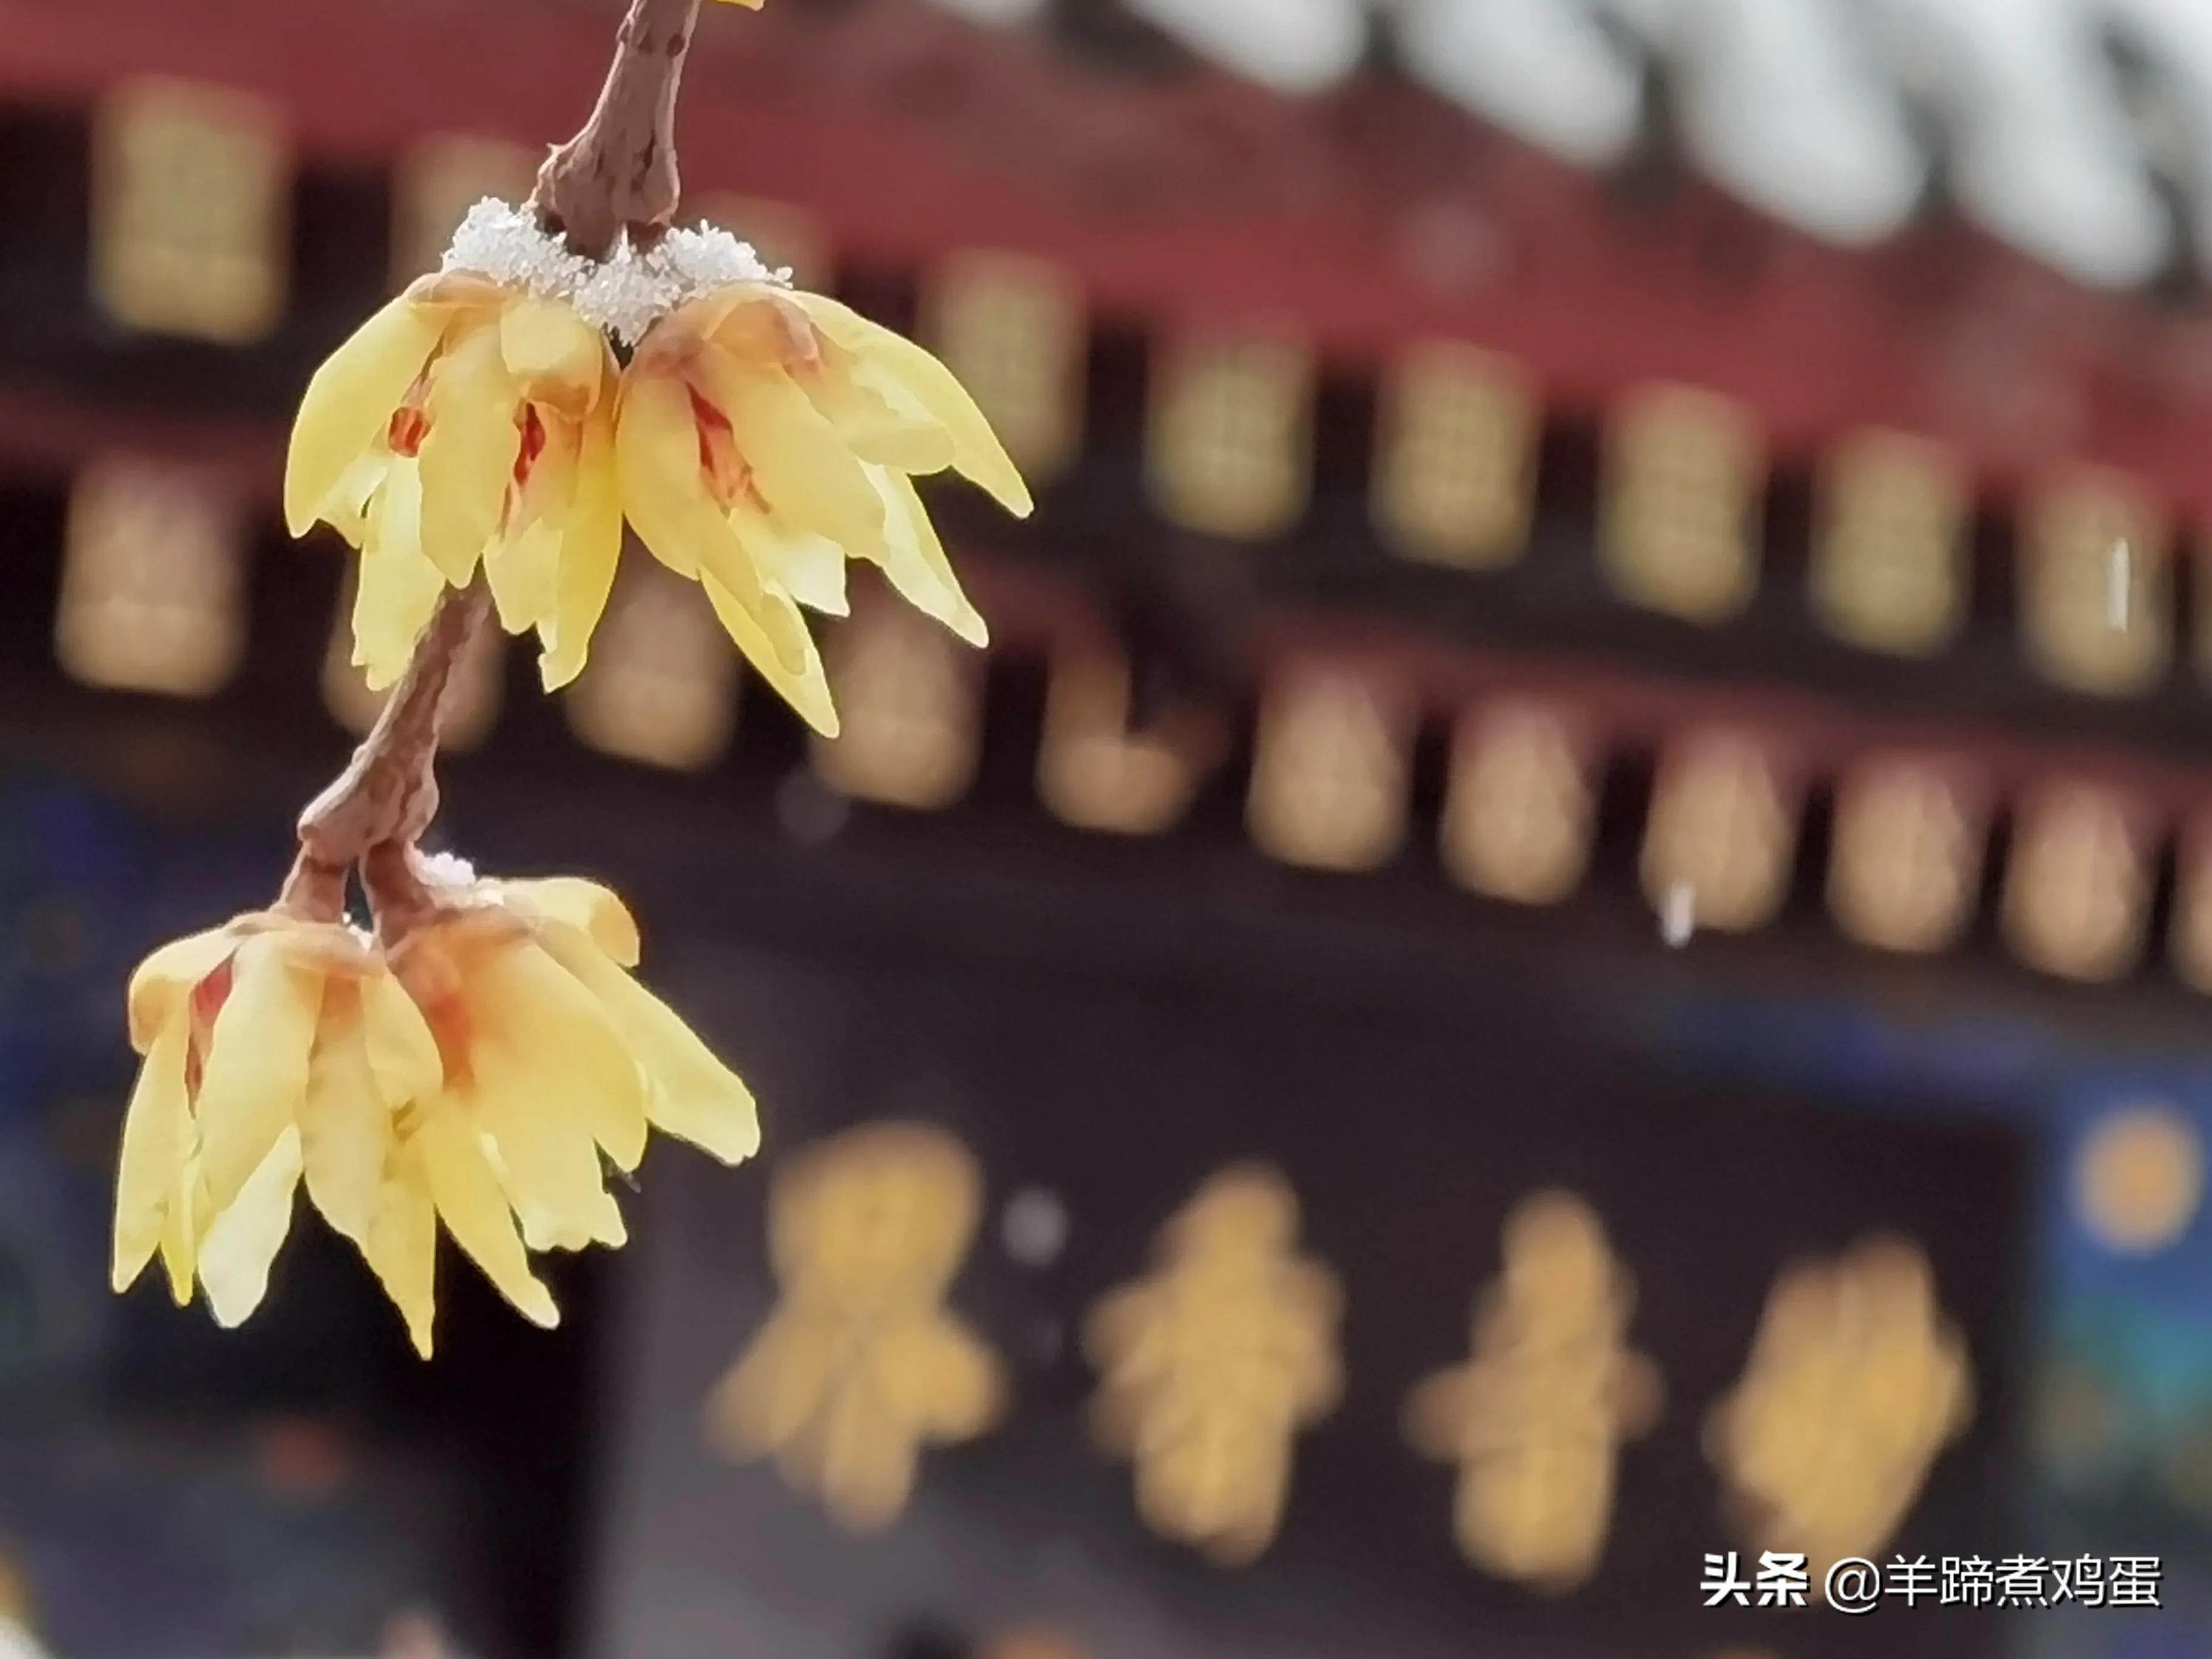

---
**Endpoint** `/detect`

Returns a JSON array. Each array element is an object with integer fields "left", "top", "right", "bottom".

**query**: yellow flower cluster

[
  {"left": 112, "top": 876, "right": 755, "bottom": 1355},
  {"left": 285, "top": 269, "right": 1031, "bottom": 735}
]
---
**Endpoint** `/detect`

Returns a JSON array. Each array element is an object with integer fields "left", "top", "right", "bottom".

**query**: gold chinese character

[
  {"left": 1707, "top": 1237, "right": 1972, "bottom": 1580},
  {"left": 1084, "top": 1164, "right": 1342, "bottom": 1566},
  {"left": 1403, "top": 1191, "right": 1660, "bottom": 1592},
  {"left": 705, "top": 1123, "right": 1005, "bottom": 1533}
]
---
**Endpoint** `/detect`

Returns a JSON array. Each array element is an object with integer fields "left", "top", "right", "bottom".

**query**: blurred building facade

[{"left": 2, "top": 2, "right": 2212, "bottom": 1657}]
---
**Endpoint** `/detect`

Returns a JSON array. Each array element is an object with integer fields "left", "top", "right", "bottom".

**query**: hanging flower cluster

[
  {"left": 113, "top": 870, "right": 759, "bottom": 1355},
  {"left": 284, "top": 201, "right": 1032, "bottom": 734},
  {"left": 112, "top": 0, "right": 1032, "bottom": 1353}
]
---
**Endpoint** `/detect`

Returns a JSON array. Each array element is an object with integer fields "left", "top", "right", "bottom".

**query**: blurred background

[{"left": 3, "top": 0, "right": 2212, "bottom": 1655}]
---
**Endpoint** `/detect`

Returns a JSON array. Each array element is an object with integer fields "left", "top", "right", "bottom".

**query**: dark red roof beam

[{"left": 10, "top": 0, "right": 2212, "bottom": 514}]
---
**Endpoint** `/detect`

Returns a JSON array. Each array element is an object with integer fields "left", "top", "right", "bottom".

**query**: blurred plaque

[{"left": 584, "top": 877, "right": 2028, "bottom": 1659}]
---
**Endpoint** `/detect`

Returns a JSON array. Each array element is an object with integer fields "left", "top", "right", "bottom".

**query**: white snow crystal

[
  {"left": 440, "top": 197, "right": 791, "bottom": 345},
  {"left": 417, "top": 850, "right": 479, "bottom": 891}
]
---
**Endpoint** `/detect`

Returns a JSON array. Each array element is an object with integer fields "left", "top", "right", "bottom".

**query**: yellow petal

[
  {"left": 285, "top": 290, "right": 445, "bottom": 536},
  {"left": 200, "top": 1126, "right": 303, "bottom": 1328},
  {"left": 416, "top": 320, "right": 519, "bottom": 585},
  {"left": 614, "top": 368, "right": 710, "bottom": 578},
  {"left": 361, "top": 1141, "right": 438, "bottom": 1357},
  {"left": 798, "top": 347, "right": 958, "bottom": 475},
  {"left": 700, "top": 570, "right": 839, "bottom": 738},
  {"left": 485, "top": 515, "right": 562, "bottom": 637},
  {"left": 298, "top": 998, "right": 394, "bottom": 1248},
  {"left": 694, "top": 348, "right": 887, "bottom": 559},
  {"left": 354, "top": 462, "right": 447, "bottom": 691},
  {"left": 125, "top": 927, "right": 238, "bottom": 1055},
  {"left": 498, "top": 296, "right": 604, "bottom": 414},
  {"left": 195, "top": 936, "right": 321, "bottom": 1219},
  {"left": 476, "top": 939, "right": 648, "bottom": 1170},
  {"left": 360, "top": 967, "right": 444, "bottom": 1105},
  {"left": 732, "top": 503, "right": 848, "bottom": 617},
  {"left": 539, "top": 395, "right": 623, "bottom": 691},
  {"left": 863, "top": 468, "right": 987, "bottom": 647},
  {"left": 159, "top": 1160, "right": 200, "bottom": 1306},
  {"left": 112, "top": 1013, "right": 191, "bottom": 1291},
  {"left": 474, "top": 1076, "right": 627, "bottom": 1252},
  {"left": 497, "top": 877, "right": 640, "bottom": 966},
  {"left": 535, "top": 922, "right": 760, "bottom": 1163},
  {"left": 417, "top": 1109, "right": 558, "bottom": 1328},
  {"left": 790, "top": 291, "right": 1033, "bottom": 517}
]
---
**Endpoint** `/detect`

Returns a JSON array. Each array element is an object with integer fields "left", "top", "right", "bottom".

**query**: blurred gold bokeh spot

[{"left": 2074, "top": 1104, "right": 2204, "bottom": 1255}]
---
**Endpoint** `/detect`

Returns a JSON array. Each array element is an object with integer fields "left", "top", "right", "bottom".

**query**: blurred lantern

[
  {"left": 813, "top": 590, "right": 984, "bottom": 810},
  {"left": 1827, "top": 755, "right": 1984, "bottom": 955},
  {"left": 706, "top": 1123, "right": 1004, "bottom": 1532},
  {"left": 1246, "top": 663, "right": 1412, "bottom": 872},
  {"left": 1640, "top": 732, "right": 1796, "bottom": 934},
  {"left": 1706, "top": 1236, "right": 1972, "bottom": 1587},
  {"left": 55, "top": 456, "right": 244, "bottom": 698},
  {"left": 1811, "top": 428, "right": 1968, "bottom": 655},
  {"left": 1148, "top": 328, "right": 1313, "bottom": 540},
  {"left": 91, "top": 78, "right": 288, "bottom": 343},
  {"left": 2001, "top": 780, "right": 2151, "bottom": 982},
  {"left": 323, "top": 570, "right": 503, "bottom": 751},
  {"left": 2072, "top": 1103, "right": 2204, "bottom": 1257},
  {"left": 566, "top": 559, "right": 738, "bottom": 771},
  {"left": 1037, "top": 646, "right": 1213, "bottom": 836},
  {"left": 1439, "top": 698, "right": 1594, "bottom": 905},
  {"left": 925, "top": 251, "right": 1086, "bottom": 487},
  {"left": 1085, "top": 1163, "right": 1342, "bottom": 1566},
  {"left": 1372, "top": 340, "right": 1538, "bottom": 569},
  {"left": 2020, "top": 466, "right": 2170, "bottom": 696},
  {"left": 1600, "top": 383, "right": 1764, "bottom": 624},
  {"left": 390, "top": 134, "right": 538, "bottom": 288},
  {"left": 1402, "top": 1190, "right": 1660, "bottom": 1592},
  {"left": 694, "top": 192, "right": 831, "bottom": 290}
]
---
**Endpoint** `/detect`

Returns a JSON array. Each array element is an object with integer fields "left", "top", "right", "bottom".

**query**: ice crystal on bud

[
  {"left": 418, "top": 851, "right": 479, "bottom": 891},
  {"left": 441, "top": 198, "right": 786, "bottom": 345}
]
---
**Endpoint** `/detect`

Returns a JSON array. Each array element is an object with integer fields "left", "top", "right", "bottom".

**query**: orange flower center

[
  {"left": 183, "top": 958, "right": 235, "bottom": 1100},
  {"left": 689, "top": 388, "right": 762, "bottom": 512},
  {"left": 387, "top": 367, "right": 436, "bottom": 458}
]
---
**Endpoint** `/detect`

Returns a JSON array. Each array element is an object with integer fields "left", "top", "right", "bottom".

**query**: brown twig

[
  {"left": 532, "top": 0, "right": 706, "bottom": 260},
  {"left": 277, "top": 0, "right": 713, "bottom": 924},
  {"left": 279, "top": 583, "right": 490, "bottom": 920}
]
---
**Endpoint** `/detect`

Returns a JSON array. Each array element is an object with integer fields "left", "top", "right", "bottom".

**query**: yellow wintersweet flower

[
  {"left": 618, "top": 282, "right": 1033, "bottom": 735},
  {"left": 112, "top": 910, "right": 447, "bottom": 1327},
  {"left": 283, "top": 272, "right": 622, "bottom": 692},
  {"left": 376, "top": 870, "right": 758, "bottom": 1348}
]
